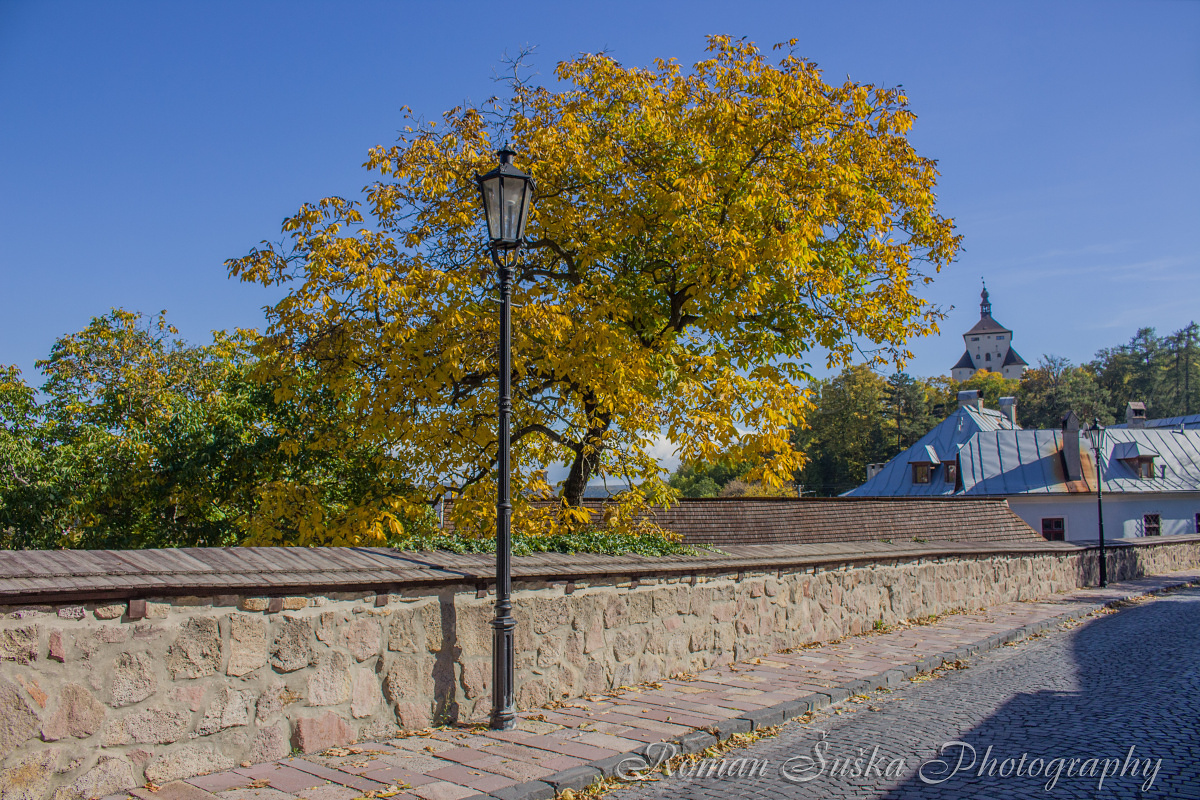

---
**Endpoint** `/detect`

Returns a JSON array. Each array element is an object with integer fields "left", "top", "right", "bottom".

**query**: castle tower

[{"left": 950, "top": 285, "right": 1028, "bottom": 382}]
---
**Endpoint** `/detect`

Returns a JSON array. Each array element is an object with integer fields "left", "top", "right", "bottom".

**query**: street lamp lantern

[
  {"left": 473, "top": 146, "right": 535, "bottom": 731},
  {"left": 475, "top": 146, "right": 535, "bottom": 251}
]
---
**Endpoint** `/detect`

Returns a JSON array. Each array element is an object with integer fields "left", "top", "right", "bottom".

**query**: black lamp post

[
  {"left": 474, "top": 146, "right": 535, "bottom": 731},
  {"left": 1087, "top": 419, "right": 1108, "bottom": 587}
]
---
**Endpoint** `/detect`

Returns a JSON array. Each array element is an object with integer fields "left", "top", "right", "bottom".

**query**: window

[
  {"left": 985, "top": 353, "right": 991, "bottom": 362},
  {"left": 1195, "top": 513, "right": 1199, "bottom": 534},
  {"left": 944, "top": 461, "right": 957, "bottom": 484},
  {"left": 971, "top": 336, "right": 979, "bottom": 341},
  {"left": 1138, "top": 458, "right": 1155, "bottom": 479},
  {"left": 1041, "top": 518, "right": 1065, "bottom": 541},
  {"left": 912, "top": 463, "right": 931, "bottom": 484},
  {"left": 996, "top": 335, "right": 1005, "bottom": 340},
  {"left": 1144, "top": 514, "right": 1161, "bottom": 537}
]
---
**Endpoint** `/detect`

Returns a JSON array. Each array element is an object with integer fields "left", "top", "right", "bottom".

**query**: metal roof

[
  {"left": 956, "top": 427, "right": 1200, "bottom": 495},
  {"left": 1111, "top": 441, "right": 1159, "bottom": 461},
  {"left": 844, "top": 404, "right": 1019, "bottom": 497},
  {"left": 1001, "top": 347, "right": 1028, "bottom": 367},
  {"left": 951, "top": 351, "right": 975, "bottom": 370},
  {"left": 965, "top": 314, "right": 1012, "bottom": 336},
  {"left": 848, "top": 405, "right": 1200, "bottom": 497},
  {"left": 1098, "top": 427, "right": 1200, "bottom": 492},
  {"left": 1113, "top": 413, "right": 1200, "bottom": 430}
]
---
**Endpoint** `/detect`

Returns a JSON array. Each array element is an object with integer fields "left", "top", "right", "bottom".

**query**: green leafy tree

[
  {"left": 0, "top": 366, "right": 67, "bottom": 548},
  {"left": 793, "top": 365, "right": 895, "bottom": 496},
  {"left": 1017, "top": 356, "right": 1113, "bottom": 428},
  {"left": 667, "top": 459, "right": 751, "bottom": 498}
]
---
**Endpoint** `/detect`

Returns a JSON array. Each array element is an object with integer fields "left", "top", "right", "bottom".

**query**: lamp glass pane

[
  {"left": 515, "top": 181, "right": 532, "bottom": 241},
  {"left": 480, "top": 175, "right": 501, "bottom": 240},
  {"left": 500, "top": 175, "right": 526, "bottom": 242}
]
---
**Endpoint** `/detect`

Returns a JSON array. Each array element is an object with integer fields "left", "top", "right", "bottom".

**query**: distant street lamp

[
  {"left": 474, "top": 146, "right": 535, "bottom": 731},
  {"left": 1086, "top": 419, "right": 1108, "bottom": 587}
]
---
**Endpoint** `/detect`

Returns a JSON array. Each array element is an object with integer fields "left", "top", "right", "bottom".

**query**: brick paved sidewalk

[{"left": 126, "top": 569, "right": 1200, "bottom": 800}]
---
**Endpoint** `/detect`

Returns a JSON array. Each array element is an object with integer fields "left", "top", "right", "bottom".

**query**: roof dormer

[{"left": 1112, "top": 441, "right": 1159, "bottom": 479}]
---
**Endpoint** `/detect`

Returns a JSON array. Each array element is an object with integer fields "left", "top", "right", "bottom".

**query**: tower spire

[{"left": 980, "top": 278, "right": 991, "bottom": 317}]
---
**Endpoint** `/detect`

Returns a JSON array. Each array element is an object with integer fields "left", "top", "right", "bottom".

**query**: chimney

[
  {"left": 1126, "top": 401, "right": 1147, "bottom": 429},
  {"left": 866, "top": 463, "right": 885, "bottom": 481},
  {"left": 1060, "top": 411, "right": 1082, "bottom": 482},
  {"left": 957, "top": 390, "right": 982, "bottom": 411},
  {"left": 998, "top": 396, "right": 1017, "bottom": 428}
]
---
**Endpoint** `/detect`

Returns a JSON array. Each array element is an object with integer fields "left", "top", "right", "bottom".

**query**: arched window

[{"left": 985, "top": 353, "right": 991, "bottom": 362}]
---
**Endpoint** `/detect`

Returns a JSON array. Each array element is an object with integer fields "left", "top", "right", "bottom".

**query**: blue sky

[{"left": 2, "top": 1, "right": 1198, "bottom": 387}]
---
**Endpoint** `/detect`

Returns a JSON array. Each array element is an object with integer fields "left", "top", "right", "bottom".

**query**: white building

[
  {"left": 950, "top": 286, "right": 1028, "bottom": 382},
  {"left": 848, "top": 397, "right": 1200, "bottom": 542}
]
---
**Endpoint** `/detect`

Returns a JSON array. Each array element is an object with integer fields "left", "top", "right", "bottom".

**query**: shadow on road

[{"left": 878, "top": 586, "right": 1200, "bottom": 799}]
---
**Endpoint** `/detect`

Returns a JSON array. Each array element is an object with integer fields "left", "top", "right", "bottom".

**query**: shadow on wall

[
  {"left": 878, "top": 587, "right": 1200, "bottom": 798},
  {"left": 433, "top": 593, "right": 461, "bottom": 725}
]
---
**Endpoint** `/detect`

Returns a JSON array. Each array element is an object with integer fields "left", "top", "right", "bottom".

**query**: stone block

[
  {"left": 0, "top": 626, "right": 40, "bottom": 664},
  {"left": 16, "top": 675, "right": 47, "bottom": 709},
  {"left": 227, "top": 613, "right": 268, "bottom": 676},
  {"left": 674, "top": 730, "right": 717, "bottom": 754},
  {"left": 240, "top": 598, "right": 270, "bottom": 612},
  {"left": 146, "top": 602, "right": 170, "bottom": 619},
  {"left": 103, "top": 707, "right": 191, "bottom": 745},
  {"left": 308, "top": 651, "right": 352, "bottom": 706},
  {"left": 196, "top": 687, "right": 253, "bottom": 735},
  {"left": 256, "top": 683, "right": 300, "bottom": 723},
  {"left": 739, "top": 706, "right": 784, "bottom": 730},
  {"left": 776, "top": 698, "right": 811, "bottom": 719},
  {"left": 169, "top": 684, "right": 206, "bottom": 712},
  {"left": 42, "top": 684, "right": 106, "bottom": 741},
  {"left": 144, "top": 747, "right": 235, "bottom": 784},
  {"left": 282, "top": 597, "right": 309, "bottom": 611},
  {"left": 350, "top": 668, "right": 381, "bottom": 718},
  {"left": 490, "top": 780, "right": 555, "bottom": 800},
  {"left": 545, "top": 765, "right": 602, "bottom": 791},
  {"left": 0, "top": 679, "right": 41, "bottom": 759},
  {"left": 292, "top": 711, "right": 353, "bottom": 754},
  {"left": 57, "top": 606, "right": 86, "bottom": 620},
  {"left": 110, "top": 651, "right": 159, "bottom": 707},
  {"left": 48, "top": 629, "right": 65, "bottom": 662},
  {"left": 460, "top": 658, "right": 490, "bottom": 700},
  {"left": 270, "top": 615, "right": 313, "bottom": 672},
  {"left": 0, "top": 750, "right": 54, "bottom": 800},
  {"left": 52, "top": 757, "right": 136, "bottom": 800},
  {"left": 343, "top": 619, "right": 382, "bottom": 661},
  {"left": 383, "top": 655, "right": 432, "bottom": 703},
  {"left": 91, "top": 606, "right": 127, "bottom": 623},
  {"left": 250, "top": 722, "right": 290, "bottom": 763},
  {"left": 167, "top": 617, "right": 222, "bottom": 679},
  {"left": 712, "top": 717, "right": 752, "bottom": 738}
]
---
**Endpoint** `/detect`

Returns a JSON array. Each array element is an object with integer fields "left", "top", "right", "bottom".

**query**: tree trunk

[
  {"left": 561, "top": 407, "right": 611, "bottom": 507},
  {"left": 562, "top": 447, "right": 599, "bottom": 507}
]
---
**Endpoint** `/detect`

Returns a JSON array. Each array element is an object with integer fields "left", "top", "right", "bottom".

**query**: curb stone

[
  {"left": 489, "top": 780, "right": 556, "bottom": 800},
  {"left": 479, "top": 575, "right": 1200, "bottom": 799},
  {"left": 544, "top": 765, "right": 604, "bottom": 792}
]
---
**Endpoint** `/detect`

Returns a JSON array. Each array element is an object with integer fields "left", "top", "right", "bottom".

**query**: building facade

[{"left": 950, "top": 286, "right": 1028, "bottom": 382}]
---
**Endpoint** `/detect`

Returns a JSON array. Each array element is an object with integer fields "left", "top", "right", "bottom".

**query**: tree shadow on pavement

[{"left": 880, "top": 586, "right": 1200, "bottom": 799}]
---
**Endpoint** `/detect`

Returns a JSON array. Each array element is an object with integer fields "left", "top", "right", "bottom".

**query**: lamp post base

[{"left": 490, "top": 607, "right": 516, "bottom": 730}]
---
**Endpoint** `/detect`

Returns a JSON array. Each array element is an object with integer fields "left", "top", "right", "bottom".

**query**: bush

[{"left": 390, "top": 526, "right": 688, "bottom": 557}]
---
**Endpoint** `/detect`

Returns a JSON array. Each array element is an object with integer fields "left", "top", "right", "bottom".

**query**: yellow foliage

[{"left": 227, "top": 37, "right": 959, "bottom": 541}]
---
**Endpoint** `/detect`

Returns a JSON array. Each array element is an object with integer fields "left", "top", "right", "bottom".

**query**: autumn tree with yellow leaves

[{"left": 228, "top": 37, "right": 960, "bottom": 544}]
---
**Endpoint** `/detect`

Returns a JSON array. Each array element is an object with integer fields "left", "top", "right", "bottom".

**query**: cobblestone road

[{"left": 612, "top": 587, "right": 1200, "bottom": 800}]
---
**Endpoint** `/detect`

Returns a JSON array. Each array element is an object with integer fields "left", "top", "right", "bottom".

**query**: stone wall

[{"left": 0, "top": 536, "right": 1197, "bottom": 799}]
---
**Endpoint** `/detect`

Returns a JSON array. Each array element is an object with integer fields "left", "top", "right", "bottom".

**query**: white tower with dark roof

[{"left": 950, "top": 286, "right": 1028, "bottom": 381}]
